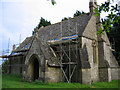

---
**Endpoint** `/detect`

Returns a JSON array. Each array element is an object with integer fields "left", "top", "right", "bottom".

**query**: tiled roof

[
  {"left": 37, "top": 13, "right": 92, "bottom": 42},
  {"left": 12, "top": 36, "right": 33, "bottom": 53}
]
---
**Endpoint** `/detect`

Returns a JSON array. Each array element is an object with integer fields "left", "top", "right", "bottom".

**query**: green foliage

[
  {"left": 2, "top": 74, "right": 119, "bottom": 88},
  {"left": 61, "top": 10, "right": 85, "bottom": 21},
  {"left": 94, "top": 1, "right": 120, "bottom": 34},
  {"left": 37, "top": 17, "right": 51, "bottom": 29},
  {"left": 33, "top": 80, "right": 43, "bottom": 85},
  {"left": 91, "top": 80, "right": 119, "bottom": 88},
  {"left": 2, "top": 59, "right": 10, "bottom": 73},
  {"left": 51, "top": 0, "right": 56, "bottom": 5},
  {"left": 95, "top": 1, "right": 120, "bottom": 65},
  {"left": 33, "top": 17, "right": 51, "bottom": 35},
  {"left": 106, "top": 23, "right": 120, "bottom": 65},
  {"left": 95, "top": 13, "right": 100, "bottom": 17},
  {"left": 73, "top": 10, "right": 85, "bottom": 17},
  {"left": 52, "top": 1, "right": 55, "bottom": 5},
  {"left": 61, "top": 17, "right": 71, "bottom": 21}
]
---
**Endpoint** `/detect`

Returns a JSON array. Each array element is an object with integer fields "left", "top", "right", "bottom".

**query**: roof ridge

[{"left": 37, "top": 13, "right": 91, "bottom": 32}]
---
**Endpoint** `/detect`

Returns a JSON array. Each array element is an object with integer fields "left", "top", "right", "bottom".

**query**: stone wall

[
  {"left": 118, "top": 68, "right": 120, "bottom": 80},
  {"left": 10, "top": 56, "right": 24, "bottom": 74},
  {"left": 25, "top": 37, "right": 45, "bottom": 82},
  {"left": 99, "top": 68, "right": 109, "bottom": 82},
  {"left": 25, "top": 38, "right": 44, "bottom": 65},
  {"left": 75, "top": 14, "right": 99, "bottom": 84},
  {"left": 82, "top": 14, "right": 97, "bottom": 40},
  {"left": 81, "top": 36, "right": 98, "bottom": 83},
  {"left": 103, "top": 42, "right": 119, "bottom": 80},
  {"left": 111, "top": 68, "right": 119, "bottom": 80},
  {"left": 25, "top": 37, "right": 62, "bottom": 83},
  {"left": 81, "top": 69, "right": 91, "bottom": 85},
  {"left": 98, "top": 40, "right": 119, "bottom": 82},
  {"left": 6, "top": 10, "right": 120, "bottom": 84},
  {"left": 103, "top": 42, "right": 119, "bottom": 67},
  {"left": 98, "top": 41, "right": 110, "bottom": 82},
  {"left": 45, "top": 65, "right": 62, "bottom": 83}
]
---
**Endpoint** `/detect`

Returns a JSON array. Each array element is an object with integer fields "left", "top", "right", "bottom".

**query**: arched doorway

[
  {"left": 33, "top": 58, "right": 39, "bottom": 81},
  {"left": 29, "top": 55, "right": 39, "bottom": 81}
]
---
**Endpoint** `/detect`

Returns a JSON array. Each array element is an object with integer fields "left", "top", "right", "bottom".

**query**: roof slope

[
  {"left": 13, "top": 36, "right": 33, "bottom": 52},
  {"left": 82, "top": 14, "right": 97, "bottom": 40},
  {"left": 10, "top": 13, "right": 93, "bottom": 60},
  {"left": 37, "top": 13, "right": 92, "bottom": 42},
  {"left": 13, "top": 13, "right": 92, "bottom": 52}
]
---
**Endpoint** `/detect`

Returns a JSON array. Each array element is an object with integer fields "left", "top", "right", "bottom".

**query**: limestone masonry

[{"left": 3, "top": 0, "right": 120, "bottom": 84}]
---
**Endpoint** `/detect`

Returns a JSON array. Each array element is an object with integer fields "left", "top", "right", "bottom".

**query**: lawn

[{"left": 2, "top": 74, "right": 119, "bottom": 88}]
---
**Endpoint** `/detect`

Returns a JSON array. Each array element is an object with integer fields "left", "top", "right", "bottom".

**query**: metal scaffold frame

[
  {"left": 0, "top": 42, "right": 27, "bottom": 74},
  {"left": 1, "top": 51, "right": 25, "bottom": 74},
  {"left": 1, "top": 19, "right": 80, "bottom": 83},
  {"left": 47, "top": 21, "right": 79, "bottom": 83},
  {"left": 0, "top": 35, "right": 34, "bottom": 72}
]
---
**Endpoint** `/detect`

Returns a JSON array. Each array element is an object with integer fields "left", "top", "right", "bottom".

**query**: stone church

[{"left": 2, "top": 0, "right": 119, "bottom": 84}]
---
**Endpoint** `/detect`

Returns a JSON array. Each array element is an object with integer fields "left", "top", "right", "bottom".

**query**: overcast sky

[{"left": 0, "top": 0, "right": 118, "bottom": 59}]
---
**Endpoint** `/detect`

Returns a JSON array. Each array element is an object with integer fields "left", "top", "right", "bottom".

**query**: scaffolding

[
  {"left": 0, "top": 49, "right": 24, "bottom": 73},
  {"left": 45, "top": 21, "right": 80, "bottom": 83},
  {"left": 0, "top": 39, "right": 32, "bottom": 74},
  {"left": 34, "top": 20, "right": 80, "bottom": 83},
  {"left": 0, "top": 38, "right": 10, "bottom": 69},
  {"left": 1, "top": 19, "right": 81, "bottom": 83}
]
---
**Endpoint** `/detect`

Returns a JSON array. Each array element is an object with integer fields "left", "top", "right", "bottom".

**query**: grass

[{"left": 2, "top": 74, "right": 119, "bottom": 88}]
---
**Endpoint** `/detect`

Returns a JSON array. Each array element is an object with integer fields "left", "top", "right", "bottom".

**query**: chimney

[
  {"left": 13, "top": 44, "right": 16, "bottom": 51},
  {"left": 89, "top": 0, "right": 97, "bottom": 13}
]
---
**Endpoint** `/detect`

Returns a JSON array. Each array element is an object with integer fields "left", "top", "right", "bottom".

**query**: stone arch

[{"left": 28, "top": 54, "right": 40, "bottom": 81}]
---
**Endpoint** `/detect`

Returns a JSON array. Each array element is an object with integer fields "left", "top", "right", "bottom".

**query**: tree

[
  {"left": 95, "top": 1, "right": 120, "bottom": 34},
  {"left": 61, "top": 17, "right": 71, "bottom": 21},
  {"left": 32, "top": 17, "right": 51, "bottom": 35},
  {"left": 102, "top": 18, "right": 120, "bottom": 65},
  {"left": 95, "top": 1, "right": 120, "bottom": 65},
  {"left": 47, "top": 0, "right": 56, "bottom": 5},
  {"left": 2, "top": 59, "right": 9, "bottom": 73},
  {"left": 73, "top": 10, "right": 85, "bottom": 17},
  {"left": 37, "top": 17, "right": 51, "bottom": 29},
  {"left": 61, "top": 10, "right": 85, "bottom": 21},
  {"left": 51, "top": 0, "right": 56, "bottom": 5}
]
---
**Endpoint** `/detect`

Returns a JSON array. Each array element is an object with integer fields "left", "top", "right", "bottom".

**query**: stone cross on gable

[
  {"left": 89, "top": 0, "right": 97, "bottom": 13},
  {"left": 118, "top": 1, "right": 120, "bottom": 12},
  {"left": 90, "top": 0, "right": 97, "bottom": 3}
]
